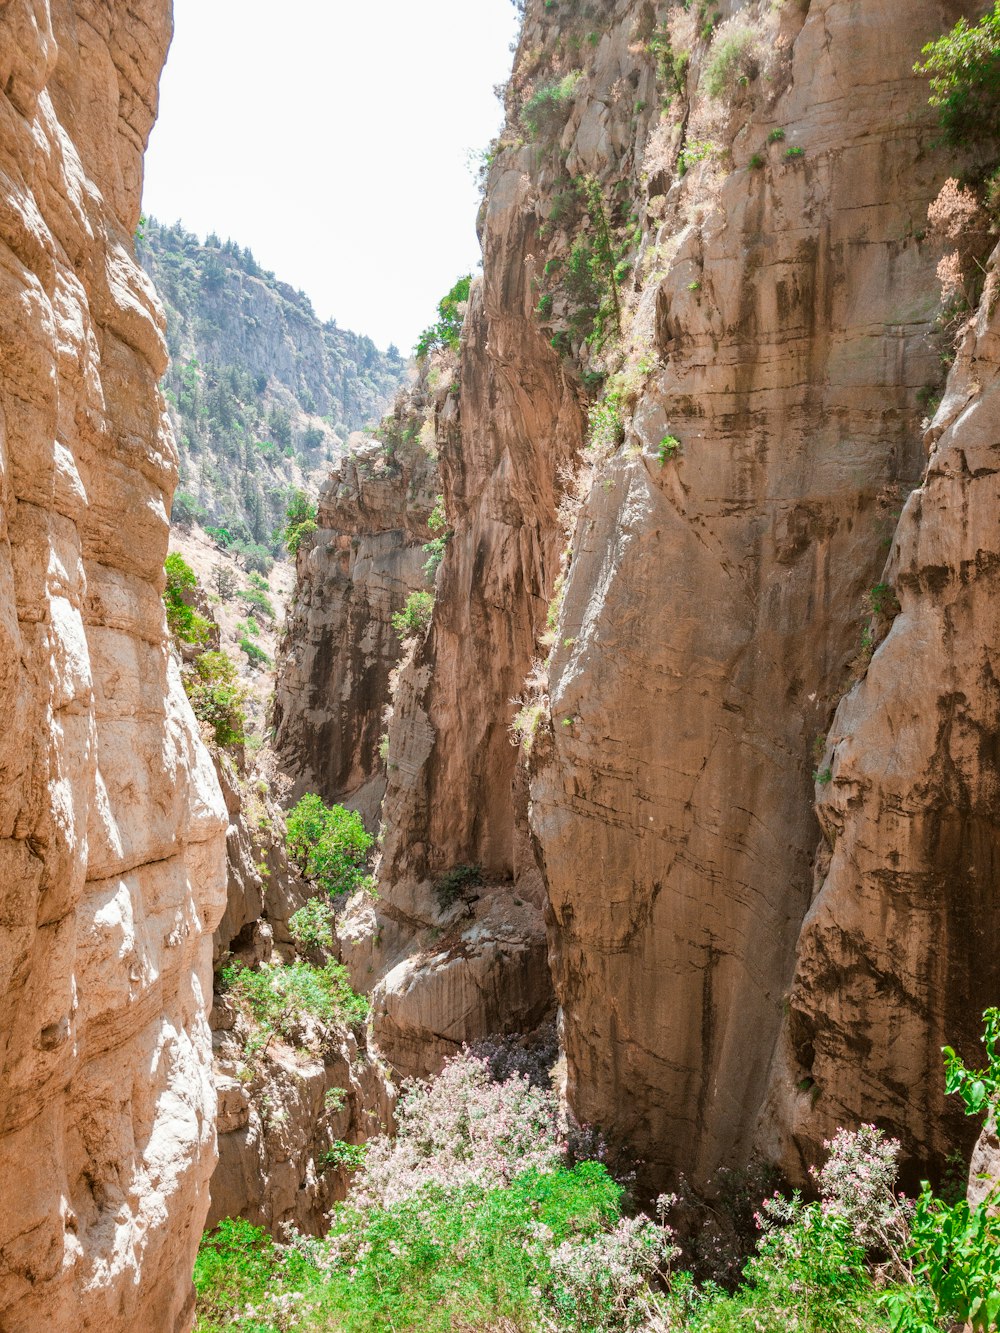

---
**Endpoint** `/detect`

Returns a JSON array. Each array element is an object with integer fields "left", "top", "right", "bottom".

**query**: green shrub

[
  {"left": 391, "top": 590, "right": 435, "bottom": 638},
  {"left": 230, "top": 539, "right": 274, "bottom": 576},
  {"left": 915, "top": 5, "right": 1000, "bottom": 147},
  {"left": 289, "top": 897, "right": 336, "bottom": 953},
  {"left": 434, "top": 863, "right": 482, "bottom": 912},
  {"left": 284, "top": 488, "right": 318, "bottom": 556},
  {"left": 163, "top": 552, "right": 213, "bottom": 645},
  {"left": 785, "top": 145, "right": 805, "bottom": 159},
  {"left": 887, "top": 1009, "right": 1000, "bottom": 1332},
  {"left": 194, "top": 1162, "right": 664, "bottom": 1333},
  {"left": 184, "top": 650, "right": 248, "bottom": 747},
  {"left": 658, "top": 434, "right": 682, "bottom": 463},
  {"left": 705, "top": 23, "right": 761, "bottom": 99},
  {"left": 320, "top": 1141, "right": 368, "bottom": 1173},
  {"left": 422, "top": 495, "right": 450, "bottom": 579},
  {"left": 221, "top": 957, "right": 369, "bottom": 1042},
  {"left": 239, "top": 635, "right": 271, "bottom": 668},
  {"left": 415, "top": 275, "right": 472, "bottom": 359},
  {"left": 521, "top": 70, "right": 582, "bottom": 139},
  {"left": 241, "top": 586, "right": 276, "bottom": 621},
  {"left": 767, "top": 127, "right": 785, "bottom": 142},
  {"left": 286, "top": 793, "right": 373, "bottom": 898}
]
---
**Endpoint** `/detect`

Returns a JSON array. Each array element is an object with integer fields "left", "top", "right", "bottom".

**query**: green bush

[
  {"left": 163, "top": 552, "right": 213, "bottom": 645},
  {"left": 915, "top": 5, "right": 1000, "bottom": 147},
  {"left": 286, "top": 793, "right": 373, "bottom": 898},
  {"left": 184, "top": 650, "right": 248, "bottom": 747},
  {"left": 888, "top": 1008, "right": 1000, "bottom": 1332},
  {"left": 221, "top": 957, "right": 369, "bottom": 1042},
  {"left": 194, "top": 1162, "right": 654, "bottom": 1333},
  {"left": 239, "top": 635, "right": 272, "bottom": 668},
  {"left": 241, "top": 586, "right": 276, "bottom": 621},
  {"left": 284, "top": 488, "right": 318, "bottom": 556},
  {"left": 434, "top": 863, "right": 482, "bottom": 912},
  {"left": 289, "top": 897, "right": 336, "bottom": 953},
  {"left": 415, "top": 276, "right": 472, "bottom": 360},
  {"left": 521, "top": 71, "right": 582, "bottom": 139},
  {"left": 391, "top": 590, "right": 435, "bottom": 638},
  {"left": 705, "top": 23, "right": 761, "bottom": 99}
]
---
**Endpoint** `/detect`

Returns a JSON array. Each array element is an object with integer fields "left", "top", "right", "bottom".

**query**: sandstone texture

[{"left": 0, "top": 1, "right": 228, "bottom": 1329}]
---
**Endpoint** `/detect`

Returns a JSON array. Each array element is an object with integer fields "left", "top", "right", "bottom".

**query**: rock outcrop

[
  {"left": 0, "top": 2, "right": 228, "bottom": 1329},
  {"left": 274, "top": 387, "right": 442, "bottom": 824},
  {"left": 764, "top": 235, "right": 1000, "bottom": 1182}
]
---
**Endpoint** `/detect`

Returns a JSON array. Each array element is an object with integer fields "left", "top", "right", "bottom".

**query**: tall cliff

[
  {"left": 279, "top": 0, "right": 1000, "bottom": 1191},
  {"left": 0, "top": 3, "right": 228, "bottom": 1328}
]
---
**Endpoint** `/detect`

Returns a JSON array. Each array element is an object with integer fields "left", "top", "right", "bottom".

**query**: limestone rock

[
  {"left": 0, "top": 2, "right": 228, "bottom": 1328},
  {"left": 274, "top": 413, "right": 440, "bottom": 826}
]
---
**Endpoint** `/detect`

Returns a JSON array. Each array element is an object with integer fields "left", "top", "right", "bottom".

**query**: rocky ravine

[
  {"left": 0, "top": 1, "right": 229, "bottom": 1330},
  {"left": 280, "top": 0, "right": 1000, "bottom": 1193}
]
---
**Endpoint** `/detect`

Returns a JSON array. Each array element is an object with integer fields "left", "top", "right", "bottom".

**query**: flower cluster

[{"left": 352, "top": 1052, "right": 564, "bottom": 1209}]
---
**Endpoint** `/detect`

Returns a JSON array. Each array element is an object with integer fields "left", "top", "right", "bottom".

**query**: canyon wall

[
  {"left": 282, "top": 0, "right": 1000, "bottom": 1190},
  {"left": 0, "top": 2, "right": 228, "bottom": 1328}
]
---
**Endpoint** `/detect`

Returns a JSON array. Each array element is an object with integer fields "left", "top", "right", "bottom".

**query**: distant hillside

[{"left": 139, "top": 217, "right": 409, "bottom": 552}]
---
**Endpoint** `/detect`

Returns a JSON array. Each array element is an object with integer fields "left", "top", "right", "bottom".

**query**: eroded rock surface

[
  {"left": 763, "top": 241, "right": 1000, "bottom": 1182},
  {"left": 0, "top": 2, "right": 228, "bottom": 1328},
  {"left": 274, "top": 406, "right": 440, "bottom": 825}
]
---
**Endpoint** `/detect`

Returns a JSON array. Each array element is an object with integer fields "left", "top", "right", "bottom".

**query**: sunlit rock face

[
  {"left": 0, "top": 2, "right": 228, "bottom": 1328},
  {"left": 276, "top": 0, "right": 999, "bottom": 1196}
]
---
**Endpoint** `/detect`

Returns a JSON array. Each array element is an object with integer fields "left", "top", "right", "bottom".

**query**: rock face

[
  {"left": 277, "top": 0, "right": 1000, "bottom": 1193},
  {"left": 764, "top": 239, "right": 1000, "bottom": 1181},
  {"left": 0, "top": 3, "right": 228, "bottom": 1329},
  {"left": 526, "top": 0, "right": 951, "bottom": 1186},
  {"left": 274, "top": 392, "right": 441, "bottom": 824}
]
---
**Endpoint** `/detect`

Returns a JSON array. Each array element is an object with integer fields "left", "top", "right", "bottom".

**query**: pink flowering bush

[{"left": 352, "top": 1052, "right": 565, "bottom": 1209}]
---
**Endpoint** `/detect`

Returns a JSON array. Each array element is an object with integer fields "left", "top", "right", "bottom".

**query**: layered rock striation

[
  {"left": 0, "top": 3, "right": 228, "bottom": 1328},
  {"left": 277, "top": 0, "right": 1000, "bottom": 1193}
]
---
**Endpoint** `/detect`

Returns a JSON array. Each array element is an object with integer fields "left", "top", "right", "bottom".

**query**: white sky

[{"left": 143, "top": 0, "right": 520, "bottom": 353}]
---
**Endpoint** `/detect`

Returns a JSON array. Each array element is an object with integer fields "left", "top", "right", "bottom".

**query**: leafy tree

[
  {"left": 283, "top": 488, "right": 318, "bottom": 556},
  {"left": 286, "top": 793, "right": 373, "bottom": 898},
  {"left": 163, "top": 552, "right": 212, "bottom": 645},
  {"left": 915, "top": 5, "right": 1000, "bottom": 146},
  {"left": 211, "top": 563, "right": 238, "bottom": 602},
  {"left": 415, "top": 275, "right": 473, "bottom": 359},
  {"left": 184, "top": 650, "right": 249, "bottom": 747},
  {"left": 391, "top": 590, "right": 435, "bottom": 638}
]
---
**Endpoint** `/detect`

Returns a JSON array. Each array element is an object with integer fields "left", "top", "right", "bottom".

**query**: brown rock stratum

[{"left": 0, "top": 2, "right": 228, "bottom": 1328}]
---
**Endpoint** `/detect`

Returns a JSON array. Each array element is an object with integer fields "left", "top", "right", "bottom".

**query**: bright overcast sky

[{"left": 143, "top": 0, "right": 520, "bottom": 353}]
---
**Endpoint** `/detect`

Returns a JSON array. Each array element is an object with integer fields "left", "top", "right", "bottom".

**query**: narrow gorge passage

[{"left": 2, "top": 0, "right": 1000, "bottom": 1330}]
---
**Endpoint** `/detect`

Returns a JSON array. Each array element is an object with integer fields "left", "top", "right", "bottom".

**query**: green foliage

[
  {"left": 749, "top": 152, "right": 765, "bottom": 169},
  {"left": 241, "top": 586, "right": 276, "bottom": 620},
  {"left": 705, "top": 24, "right": 761, "bottom": 99},
  {"left": 230, "top": 539, "right": 274, "bottom": 576},
  {"left": 185, "top": 650, "right": 249, "bottom": 747},
  {"left": 221, "top": 957, "right": 369, "bottom": 1043},
  {"left": 171, "top": 490, "right": 206, "bottom": 528},
  {"left": 658, "top": 434, "right": 682, "bottom": 463},
  {"left": 289, "top": 897, "right": 336, "bottom": 953},
  {"left": 588, "top": 390, "right": 625, "bottom": 450},
  {"left": 415, "top": 276, "right": 472, "bottom": 360},
  {"left": 678, "top": 137, "right": 717, "bottom": 175},
  {"left": 163, "top": 552, "right": 213, "bottom": 645},
  {"left": 320, "top": 1140, "right": 368, "bottom": 1173},
  {"left": 434, "top": 863, "right": 482, "bottom": 912},
  {"left": 943, "top": 1007, "right": 1000, "bottom": 1117},
  {"left": 521, "top": 70, "right": 582, "bottom": 139},
  {"left": 422, "top": 494, "right": 450, "bottom": 579},
  {"left": 194, "top": 1163, "right": 642, "bottom": 1333},
  {"left": 285, "top": 793, "right": 373, "bottom": 898},
  {"left": 888, "top": 1009, "right": 1000, "bottom": 1332},
  {"left": 915, "top": 5, "right": 1000, "bottom": 148},
  {"left": 391, "top": 590, "right": 435, "bottom": 638},
  {"left": 767, "top": 127, "right": 785, "bottom": 142},
  {"left": 887, "top": 1193, "right": 1000, "bottom": 1332},
  {"left": 283, "top": 488, "right": 318, "bottom": 556},
  {"left": 239, "top": 634, "right": 272, "bottom": 668},
  {"left": 785, "top": 145, "right": 806, "bottom": 159}
]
